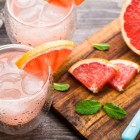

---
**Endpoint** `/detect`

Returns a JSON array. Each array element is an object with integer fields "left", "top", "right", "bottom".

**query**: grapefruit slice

[
  {"left": 109, "top": 60, "right": 140, "bottom": 92},
  {"left": 47, "top": 0, "right": 84, "bottom": 7},
  {"left": 69, "top": 58, "right": 118, "bottom": 93},
  {"left": 121, "top": 0, "right": 140, "bottom": 55},
  {"left": 16, "top": 40, "right": 75, "bottom": 74}
]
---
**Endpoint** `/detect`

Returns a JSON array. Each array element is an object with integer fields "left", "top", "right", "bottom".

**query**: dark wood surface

[{"left": 0, "top": 0, "right": 131, "bottom": 140}]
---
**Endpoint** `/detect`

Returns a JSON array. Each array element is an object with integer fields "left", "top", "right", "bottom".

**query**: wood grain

[{"left": 53, "top": 18, "right": 140, "bottom": 140}]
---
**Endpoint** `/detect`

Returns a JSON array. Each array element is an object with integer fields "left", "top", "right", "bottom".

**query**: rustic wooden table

[{"left": 0, "top": 0, "right": 123, "bottom": 140}]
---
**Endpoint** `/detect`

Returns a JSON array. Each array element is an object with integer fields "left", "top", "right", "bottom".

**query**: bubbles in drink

[
  {"left": 21, "top": 74, "right": 44, "bottom": 95},
  {"left": 15, "top": 0, "right": 36, "bottom": 8}
]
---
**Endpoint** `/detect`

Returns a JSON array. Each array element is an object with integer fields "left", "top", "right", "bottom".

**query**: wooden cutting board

[{"left": 52, "top": 18, "right": 140, "bottom": 140}]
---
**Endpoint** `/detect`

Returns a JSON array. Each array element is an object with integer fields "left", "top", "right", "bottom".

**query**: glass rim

[
  {"left": 6, "top": 0, "right": 75, "bottom": 28},
  {"left": 0, "top": 44, "right": 51, "bottom": 103}
]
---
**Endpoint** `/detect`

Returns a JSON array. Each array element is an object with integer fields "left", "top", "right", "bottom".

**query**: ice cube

[
  {"left": 21, "top": 74, "right": 44, "bottom": 95},
  {"left": 19, "top": 70, "right": 26, "bottom": 78},
  {"left": 40, "top": 3, "right": 68, "bottom": 25},
  {"left": 0, "top": 73, "right": 21, "bottom": 82},
  {"left": 0, "top": 73, "right": 21, "bottom": 90},
  {"left": 0, "top": 74, "right": 22, "bottom": 100},
  {"left": 17, "top": 4, "right": 44, "bottom": 24},
  {"left": 15, "top": 0, "right": 36, "bottom": 8},
  {"left": 0, "top": 89, "right": 21, "bottom": 100},
  {"left": 7, "top": 54, "right": 22, "bottom": 73},
  {"left": 8, "top": 54, "right": 22, "bottom": 64}
]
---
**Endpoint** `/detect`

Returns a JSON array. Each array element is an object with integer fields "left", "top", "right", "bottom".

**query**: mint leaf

[
  {"left": 103, "top": 103, "right": 126, "bottom": 119},
  {"left": 75, "top": 100, "right": 102, "bottom": 115},
  {"left": 93, "top": 43, "right": 110, "bottom": 51},
  {"left": 53, "top": 83, "right": 70, "bottom": 91}
]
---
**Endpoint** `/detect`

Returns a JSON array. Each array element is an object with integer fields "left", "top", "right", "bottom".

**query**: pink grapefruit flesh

[
  {"left": 121, "top": 0, "right": 140, "bottom": 55},
  {"left": 109, "top": 60, "right": 140, "bottom": 92},
  {"left": 69, "top": 58, "right": 118, "bottom": 93}
]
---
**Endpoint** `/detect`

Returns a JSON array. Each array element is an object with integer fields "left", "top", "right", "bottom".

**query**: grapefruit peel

[{"left": 110, "top": 59, "right": 140, "bottom": 72}]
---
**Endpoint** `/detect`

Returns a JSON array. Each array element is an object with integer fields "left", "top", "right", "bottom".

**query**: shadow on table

[{"left": 0, "top": 109, "right": 82, "bottom": 140}]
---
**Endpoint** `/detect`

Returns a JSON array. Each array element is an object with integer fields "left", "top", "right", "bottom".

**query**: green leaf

[
  {"left": 75, "top": 100, "right": 102, "bottom": 115},
  {"left": 103, "top": 103, "right": 126, "bottom": 120},
  {"left": 93, "top": 43, "right": 110, "bottom": 51},
  {"left": 53, "top": 83, "right": 70, "bottom": 91}
]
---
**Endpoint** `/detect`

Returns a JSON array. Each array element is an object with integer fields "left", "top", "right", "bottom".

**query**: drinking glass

[
  {"left": 0, "top": 44, "right": 53, "bottom": 135},
  {"left": 2, "top": 0, "right": 77, "bottom": 47}
]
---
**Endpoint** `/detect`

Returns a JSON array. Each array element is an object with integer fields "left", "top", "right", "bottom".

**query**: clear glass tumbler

[
  {"left": 3, "top": 0, "right": 77, "bottom": 47},
  {"left": 0, "top": 44, "right": 53, "bottom": 135}
]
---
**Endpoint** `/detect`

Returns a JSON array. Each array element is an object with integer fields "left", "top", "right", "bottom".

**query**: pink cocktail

[
  {"left": 4, "top": 0, "right": 77, "bottom": 47},
  {"left": 0, "top": 44, "right": 53, "bottom": 135}
]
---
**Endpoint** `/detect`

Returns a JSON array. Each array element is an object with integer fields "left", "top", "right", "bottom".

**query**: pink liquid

[
  {"left": 0, "top": 51, "right": 48, "bottom": 126},
  {"left": 7, "top": 0, "right": 76, "bottom": 47}
]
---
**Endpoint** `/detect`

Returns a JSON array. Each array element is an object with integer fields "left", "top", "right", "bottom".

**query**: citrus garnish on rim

[
  {"left": 16, "top": 40, "right": 75, "bottom": 74},
  {"left": 47, "top": 0, "right": 84, "bottom": 7}
]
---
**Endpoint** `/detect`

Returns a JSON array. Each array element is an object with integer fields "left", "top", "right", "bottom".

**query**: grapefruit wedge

[
  {"left": 121, "top": 0, "right": 140, "bottom": 55},
  {"left": 109, "top": 60, "right": 140, "bottom": 92},
  {"left": 16, "top": 40, "right": 75, "bottom": 74},
  {"left": 47, "top": 0, "right": 84, "bottom": 7},
  {"left": 69, "top": 58, "right": 118, "bottom": 93}
]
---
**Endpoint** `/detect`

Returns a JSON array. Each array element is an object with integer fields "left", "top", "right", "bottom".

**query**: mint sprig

[
  {"left": 75, "top": 100, "right": 102, "bottom": 115},
  {"left": 75, "top": 100, "right": 127, "bottom": 120},
  {"left": 93, "top": 43, "right": 110, "bottom": 51},
  {"left": 53, "top": 83, "right": 70, "bottom": 91},
  {"left": 103, "top": 103, "right": 126, "bottom": 120}
]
